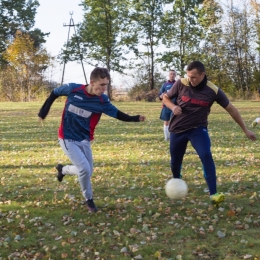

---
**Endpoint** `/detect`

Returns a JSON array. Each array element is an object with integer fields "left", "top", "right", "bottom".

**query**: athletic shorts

[{"left": 160, "top": 106, "right": 172, "bottom": 121}]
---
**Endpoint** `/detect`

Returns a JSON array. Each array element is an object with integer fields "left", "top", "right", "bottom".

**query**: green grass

[{"left": 1, "top": 101, "right": 260, "bottom": 260}]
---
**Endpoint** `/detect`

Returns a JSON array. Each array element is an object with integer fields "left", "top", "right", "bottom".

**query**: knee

[
  {"left": 77, "top": 165, "right": 92, "bottom": 177},
  {"left": 199, "top": 151, "right": 213, "bottom": 162}
]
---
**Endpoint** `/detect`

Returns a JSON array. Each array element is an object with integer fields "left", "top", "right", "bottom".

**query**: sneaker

[
  {"left": 251, "top": 118, "right": 260, "bottom": 128},
  {"left": 210, "top": 193, "right": 225, "bottom": 207},
  {"left": 86, "top": 199, "right": 98, "bottom": 213},
  {"left": 55, "top": 164, "right": 64, "bottom": 182}
]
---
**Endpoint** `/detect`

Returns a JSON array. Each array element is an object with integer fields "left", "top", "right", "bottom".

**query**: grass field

[{"left": 1, "top": 101, "right": 260, "bottom": 260}]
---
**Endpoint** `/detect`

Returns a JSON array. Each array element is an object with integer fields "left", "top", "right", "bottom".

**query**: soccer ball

[{"left": 165, "top": 178, "right": 188, "bottom": 199}]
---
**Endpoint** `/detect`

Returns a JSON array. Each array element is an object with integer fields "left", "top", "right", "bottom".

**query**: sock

[
  {"left": 62, "top": 165, "right": 79, "bottom": 175},
  {"left": 166, "top": 126, "right": 170, "bottom": 140},
  {"left": 164, "top": 125, "right": 169, "bottom": 140}
]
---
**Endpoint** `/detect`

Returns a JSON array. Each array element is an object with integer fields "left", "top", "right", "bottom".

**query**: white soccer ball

[{"left": 165, "top": 178, "right": 188, "bottom": 199}]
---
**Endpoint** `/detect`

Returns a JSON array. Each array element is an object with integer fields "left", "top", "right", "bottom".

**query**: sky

[
  {"left": 34, "top": 0, "right": 133, "bottom": 87},
  {"left": 34, "top": 0, "right": 92, "bottom": 85}
]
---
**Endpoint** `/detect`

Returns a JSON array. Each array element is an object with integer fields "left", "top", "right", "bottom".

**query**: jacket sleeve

[
  {"left": 116, "top": 110, "right": 140, "bottom": 122},
  {"left": 38, "top": 90, "right": 59, "bottom": 119}
]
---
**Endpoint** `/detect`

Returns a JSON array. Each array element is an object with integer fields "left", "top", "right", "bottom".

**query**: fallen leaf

[{"left": 227, "top": 210, "right": 236, "bottom": 217}]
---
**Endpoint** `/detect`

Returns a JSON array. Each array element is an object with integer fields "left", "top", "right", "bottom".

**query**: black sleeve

[
  {"left": 116, "top": 110, "right": 140, "bottom": 122},
  {"left": 38, "top": 90, "right": 59, "bottom": 119}
]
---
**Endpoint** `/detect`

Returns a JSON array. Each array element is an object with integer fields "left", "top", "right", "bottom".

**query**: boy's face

[
  {"left": 89, "top": 78, "right": 109, "bottom": 96},
  {"left": 169, "top": 71, "right": 176, "bottom": 81},
  {"left": 186, "top": 69, "right": 205, "bottom": 87}
]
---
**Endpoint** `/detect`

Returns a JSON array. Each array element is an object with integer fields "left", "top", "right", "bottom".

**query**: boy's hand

[
  {"left": 245, "top": 129, "right": 256, "bottom": 141},
  {"left": 139, "top": 116, "right": 146, "bottom": 122}
]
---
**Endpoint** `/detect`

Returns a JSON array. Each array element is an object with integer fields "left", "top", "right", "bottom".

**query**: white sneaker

[{"left": 251, "top": 118, "right": 260, "bottom": 128}]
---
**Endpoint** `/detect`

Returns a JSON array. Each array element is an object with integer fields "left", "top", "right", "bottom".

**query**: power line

[{"left": 61, "top": 11, "right": 87, "bottom": 85}]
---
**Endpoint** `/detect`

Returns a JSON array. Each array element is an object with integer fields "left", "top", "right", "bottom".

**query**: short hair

[
  {"left": 90, "top": 67, "right": 110, "bottom": 81},
  {"left": 186, "top": 61, "right": 205, "bottom": 74}
]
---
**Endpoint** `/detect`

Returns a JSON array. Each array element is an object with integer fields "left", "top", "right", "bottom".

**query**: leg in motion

[
  {"left": 189, "top": 127, "right": 225, "bottom": 207},
  {"left": 170, "top": 132, "right": 188, "bottom": 179},
  {"left": 59, "top": 139, "right": 97, "bottom": 212}
]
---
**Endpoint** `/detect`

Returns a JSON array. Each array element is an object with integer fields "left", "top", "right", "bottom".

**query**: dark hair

[
  {"left": 90, "top": 67, "right": 110, "bottom": 81},
  {"left": 186, "top": 61, "right": 205, "bottom": 74}
]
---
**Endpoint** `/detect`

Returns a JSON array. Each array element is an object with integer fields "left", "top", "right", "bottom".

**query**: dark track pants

[{"left": 169, "top": 126, "right": 217, "bottom": 195}]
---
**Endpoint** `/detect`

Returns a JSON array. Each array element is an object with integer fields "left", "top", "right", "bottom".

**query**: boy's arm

[
  {"left": 38, "top": 90, "right": 59, "bottom": 119},
  {"left": 225, "top": 103, "right": 256, "bottom": 141},
  {"left": 38, "top": 83, "right": 72, "bottom": 120},
  {"left": 158, "top": 84, "right": 165, "bottom": 100},
  {"left": 116, "top": 110, "right": 145, "bottom": 122}
]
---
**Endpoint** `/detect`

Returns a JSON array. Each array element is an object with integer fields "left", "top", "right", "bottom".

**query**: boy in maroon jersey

[{"left": 158, "top": 70, "right": 177, "bottom": 141}]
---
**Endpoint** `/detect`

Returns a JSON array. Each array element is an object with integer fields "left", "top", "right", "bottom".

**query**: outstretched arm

[
  {"left": 117, "top": 110, "right": 146, "bottom": 122},
  {"left": 38, "top": 90, "right": 59, "bottom": 120},
  {"left": 225, "top": 103, "right": 256, "bottom": 141}
]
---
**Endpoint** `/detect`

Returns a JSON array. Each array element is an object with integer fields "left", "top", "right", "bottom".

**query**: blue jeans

[
  {"left": 59, "top": 139, "right": 93, "bottom": 200},
  {"left": 169, "top": 127, "right": 216, "bottom": 195}
]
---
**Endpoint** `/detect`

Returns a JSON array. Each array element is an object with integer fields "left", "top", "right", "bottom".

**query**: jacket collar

[{"left": 189, "top": 75, "right": 207, "bottom": 90}]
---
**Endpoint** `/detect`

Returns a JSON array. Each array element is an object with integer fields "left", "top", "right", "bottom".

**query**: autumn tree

[
  {"left": 2, "top": 31, "right": 52, "bottom": 101},
  {"left": 0, "top": 0, "right": 49, "bottom": 66}
]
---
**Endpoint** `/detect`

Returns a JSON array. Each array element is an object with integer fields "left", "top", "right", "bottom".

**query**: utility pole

[{"left": 61, "top": 12, "right": 88, "bottom": 85}]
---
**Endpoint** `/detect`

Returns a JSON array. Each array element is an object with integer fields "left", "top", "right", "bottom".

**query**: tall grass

[{"left": 0, "top": 101, "right": 260, "bottom": 260}]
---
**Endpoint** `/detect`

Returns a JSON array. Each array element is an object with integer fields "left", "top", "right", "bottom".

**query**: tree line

[{"left": 0, "top": 0, "right": 260, "bottom": 101}]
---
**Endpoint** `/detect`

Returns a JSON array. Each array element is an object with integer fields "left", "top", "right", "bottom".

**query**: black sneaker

[
  {"left": 55, "top": 164, "right": 64, "bottom": 182},
  {"left": 86, "top": 199, "right": 98, "bottom": 213}
]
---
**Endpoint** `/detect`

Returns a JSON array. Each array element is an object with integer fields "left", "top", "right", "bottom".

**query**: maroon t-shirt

[{"left": 167, "top": 77, "right": 230, "bottom": 133}]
